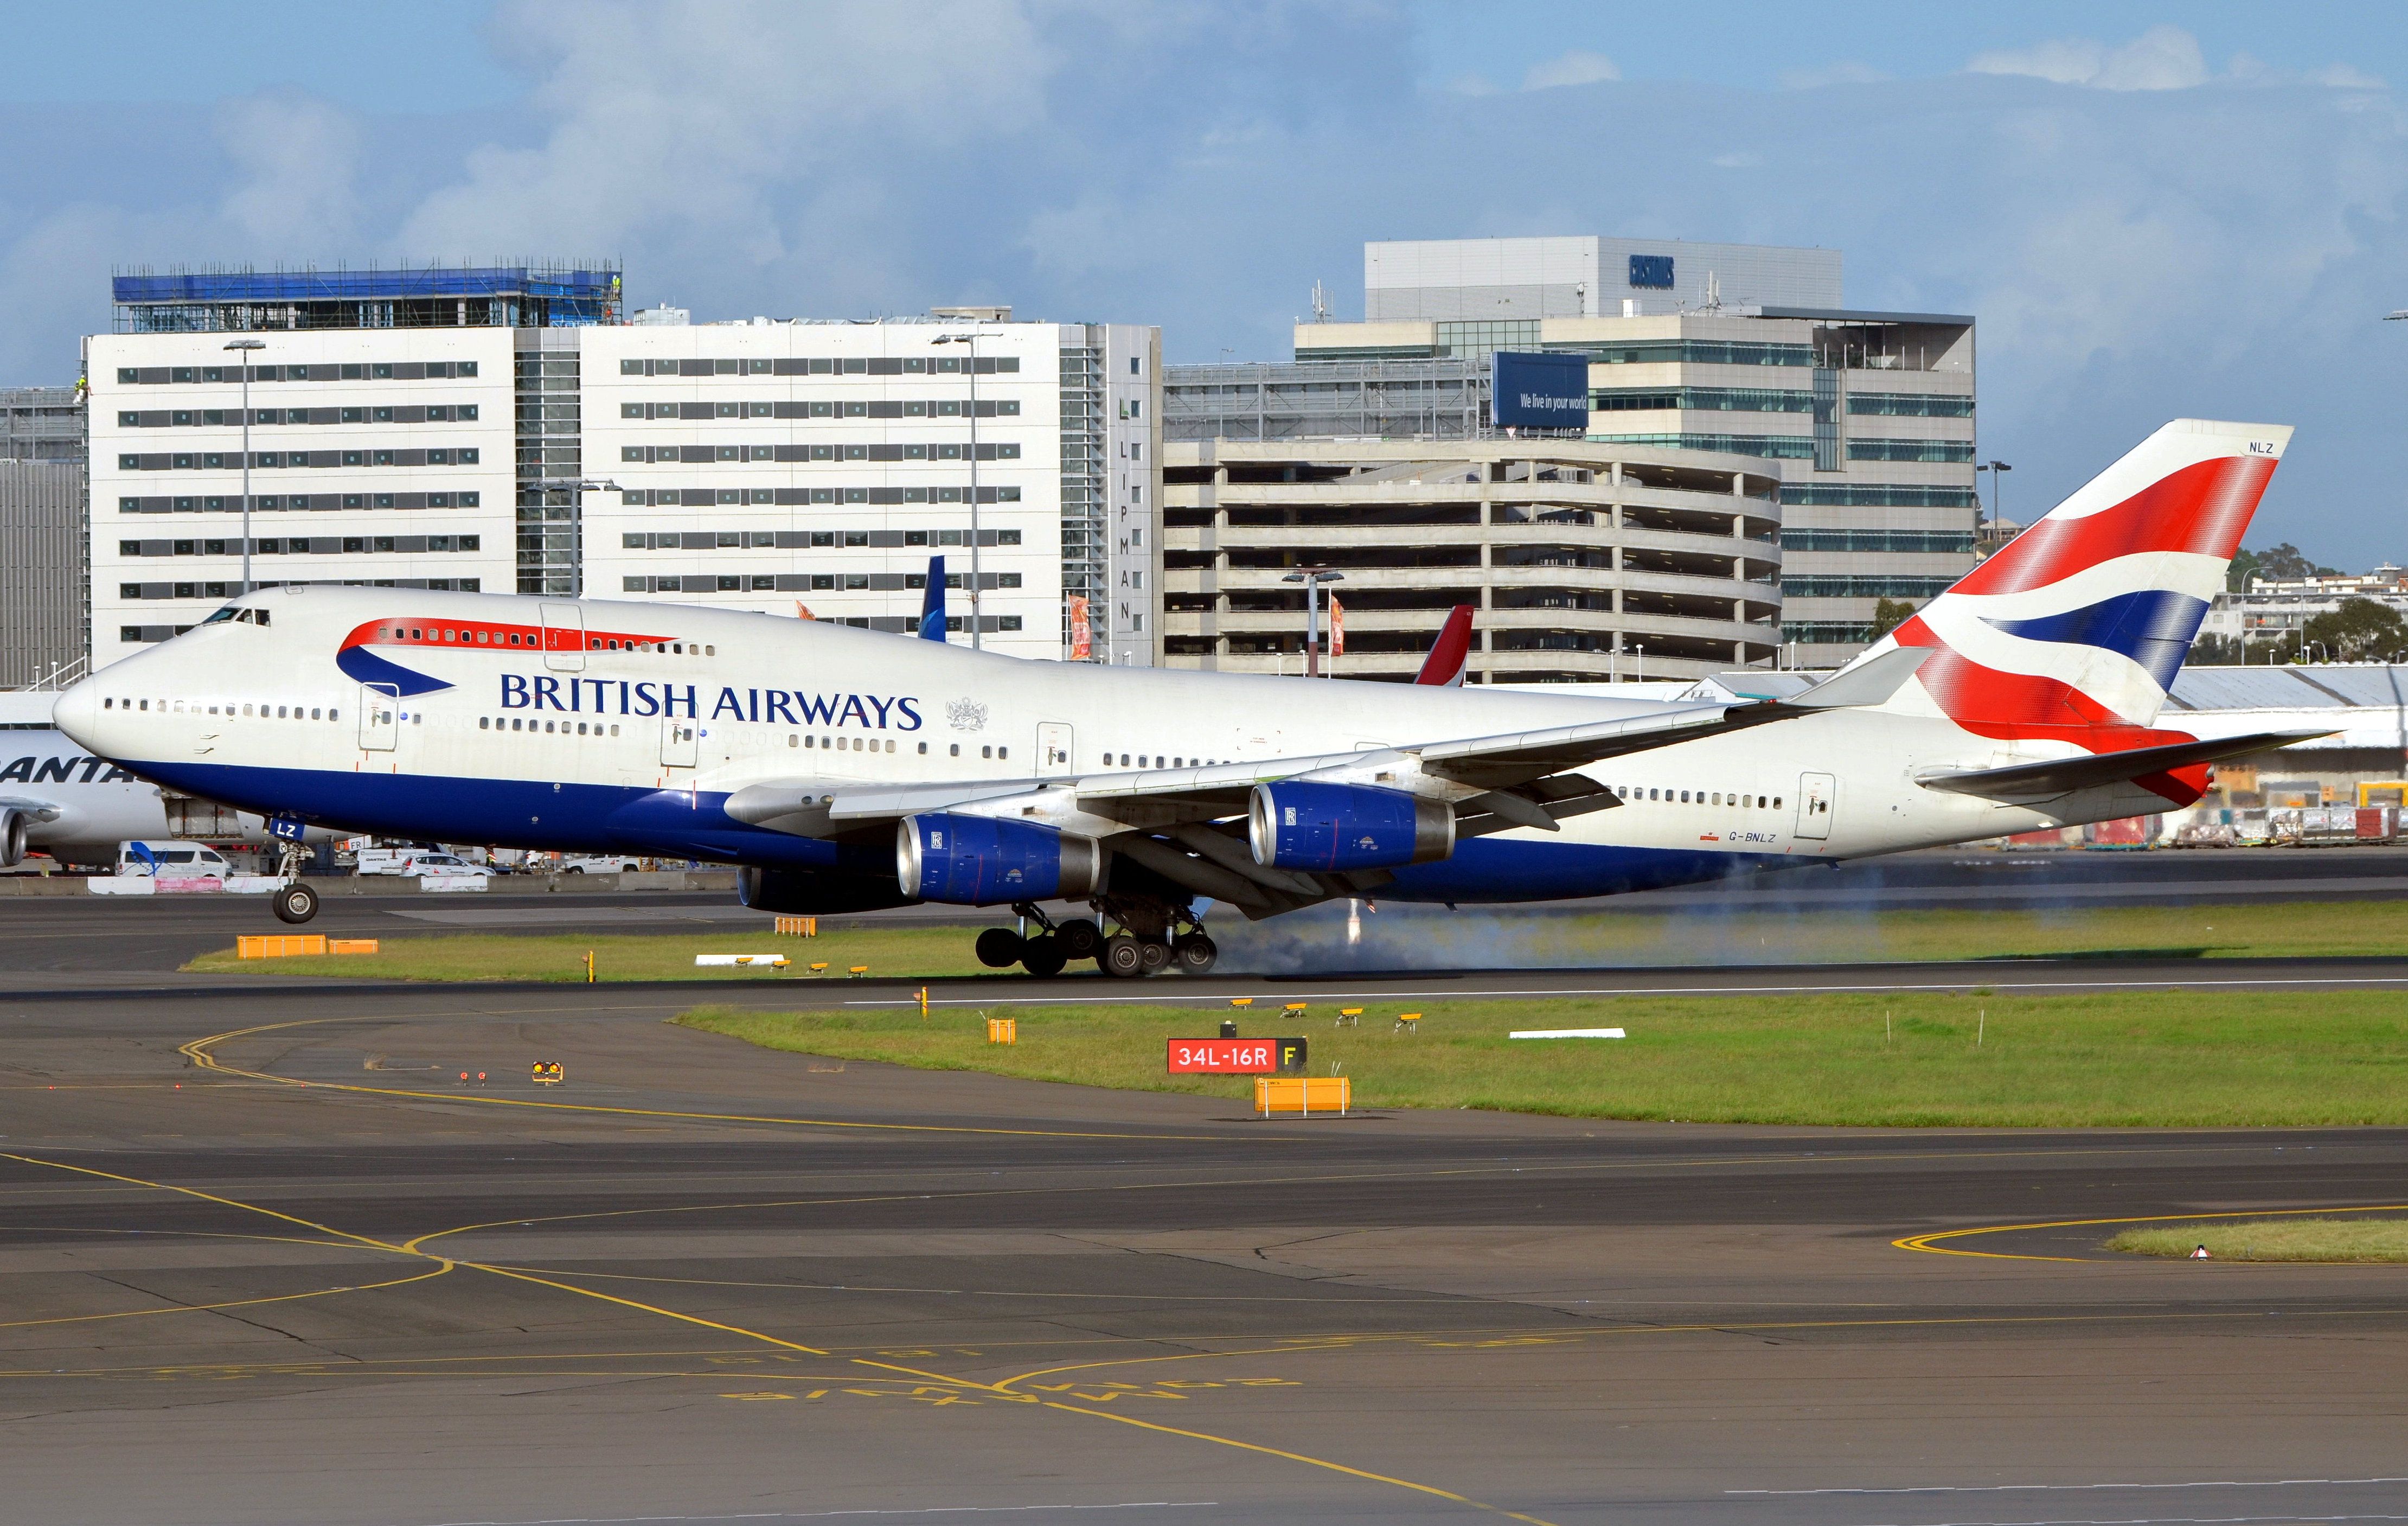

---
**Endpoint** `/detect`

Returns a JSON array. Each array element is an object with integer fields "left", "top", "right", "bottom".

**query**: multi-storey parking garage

[{"left": 1162, "top": 438, "right": 1779, "bottom": 683}]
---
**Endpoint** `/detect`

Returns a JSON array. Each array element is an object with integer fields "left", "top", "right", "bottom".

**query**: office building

[
  {"left": 1, "top": 385, "right": 88, "bottom": 687},
  {"left": 86, "top": 266, "right": 1162, "bottom": 669},
  {"left": 1162, "top": 435, "right": 1781, "bottom": 683},
  {"left": 1290, "top": 237, "right": 1978, "bottom": 667}
]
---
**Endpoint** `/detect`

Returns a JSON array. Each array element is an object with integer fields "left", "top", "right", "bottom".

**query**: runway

[{"left": 4, "top": 982, "right": 2406, "bottom": 1524}]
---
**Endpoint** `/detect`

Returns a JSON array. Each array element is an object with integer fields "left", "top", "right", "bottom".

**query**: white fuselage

[{"left": 52, "top": 586, "right": 2155, "bottom": 903}]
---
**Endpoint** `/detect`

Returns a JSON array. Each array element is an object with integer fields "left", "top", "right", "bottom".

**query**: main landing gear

[{"left": 975, "top": 896, "right": 1215, "bottom": 979}]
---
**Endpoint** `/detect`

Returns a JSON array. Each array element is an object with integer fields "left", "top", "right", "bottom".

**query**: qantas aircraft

[
  {"left": 0, "top": 723, "right": 338, "bottom": 870},
  {"left": 53, "top": 419, "right": 2313, "bottom": 974}
]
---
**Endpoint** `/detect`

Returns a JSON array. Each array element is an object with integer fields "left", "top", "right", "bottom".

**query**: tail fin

[
  {"left": 918, "top": 555, "right": 947, "bottom": 642},
  {"left": 1857, "top": 419, "right": 2288, "bottom": 742},
  {"left": 1416, "top": 605, "right": 1475, "bottom": 687}
]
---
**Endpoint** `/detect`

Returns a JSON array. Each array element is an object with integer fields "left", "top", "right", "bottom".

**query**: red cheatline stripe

[
  {"left": 1950, "top": 454, "right": 2275, "bottom": 598},
  {"left": 337, "top": 618, "right": 674, "bottom": 654}
]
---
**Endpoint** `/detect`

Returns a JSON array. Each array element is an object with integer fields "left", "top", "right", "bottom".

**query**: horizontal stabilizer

[{"left": 1917, "top": 728, "right": 2330, "bottom": 803}]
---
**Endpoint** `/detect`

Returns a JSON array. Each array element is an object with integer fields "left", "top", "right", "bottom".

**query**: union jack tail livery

[{"left": 1857, "top": 420, "right": 2288, "bottom": 758}]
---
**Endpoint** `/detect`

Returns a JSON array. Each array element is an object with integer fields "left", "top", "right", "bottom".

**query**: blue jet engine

[
  {"left": 898, "top": 814, "right": 1104, "bottom": 905},
  {"left": 1248, "top": 782, "right": 1454, "bottom": 872}
]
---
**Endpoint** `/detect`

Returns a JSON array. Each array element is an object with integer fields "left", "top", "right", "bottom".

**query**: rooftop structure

[
  {"left": 1365, "top": 235, "right": 1843, "bottom": 325},
  {"left": 111, "top": 263, "right": 624, "bottom": 334}
]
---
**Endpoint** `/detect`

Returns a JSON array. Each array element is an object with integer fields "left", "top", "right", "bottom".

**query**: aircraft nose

[{"left": 51, "top": 678, "right": 100, "bottom": 750}]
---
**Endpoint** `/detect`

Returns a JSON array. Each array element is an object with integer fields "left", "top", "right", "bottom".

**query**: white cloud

[
  {"left": 1968, "top": 24, "right": 2210, "bottom": 91},
  {"left": 2314, "top": 63, "right": 2388, "bottom": 91},
  {"left": 397, "top": 0, "right": 1055, "bottom": 263},
  {"left": 1521, "top": 49, "right": 1618, "bottom": 91},
  {"left": 215, "top": 92, "right": 361, "bottom": 248}
]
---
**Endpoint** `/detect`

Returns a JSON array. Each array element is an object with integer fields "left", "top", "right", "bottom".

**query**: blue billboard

[{"left": 1490, "top": 351, "right": 1590, "bottom": 431}]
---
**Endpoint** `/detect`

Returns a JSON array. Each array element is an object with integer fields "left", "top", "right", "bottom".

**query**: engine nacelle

[
  {"left": 0, "top": 808, "right": 23, "bottom": 868},
  {"left": 1248, "top": 782, "right": 1453, "bottom": 872},
  {"left": 898, "top": 814, "right": 1104, "bottom": 905},
  {"left": 737, "top": 863, "right": 919, "bottom": 916}
]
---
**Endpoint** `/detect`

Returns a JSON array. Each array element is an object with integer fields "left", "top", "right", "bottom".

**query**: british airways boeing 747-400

[{"left": 52, "top": 420, "right": 2317, "bottom": 975}]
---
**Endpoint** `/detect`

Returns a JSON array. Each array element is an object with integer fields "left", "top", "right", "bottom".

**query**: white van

[{"left": 116, "top": 840, "right": 232, "bottom": 878}]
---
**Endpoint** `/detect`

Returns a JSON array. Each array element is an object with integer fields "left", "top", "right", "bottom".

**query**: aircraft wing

[
  {"left": 728, "top": 692, "right": 1811, "bottom": 840},
  {"left": 0, "top": 796, "right": 63, "bottom": 822}
]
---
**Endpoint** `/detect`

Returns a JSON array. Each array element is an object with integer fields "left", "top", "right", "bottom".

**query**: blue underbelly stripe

[{"left": 117, "top": 758, "right": 1796, "bottom": 902}]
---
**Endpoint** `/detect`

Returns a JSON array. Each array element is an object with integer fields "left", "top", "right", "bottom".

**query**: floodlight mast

[
  {"left": 933, "top": 332, "right": 987, "bottom": 649},
  {"left": 223, "top": 339, "right": 265, "bottom": 592},
  {"left": 1280, "top": 566, "right": 1344, "bottom": 678}
]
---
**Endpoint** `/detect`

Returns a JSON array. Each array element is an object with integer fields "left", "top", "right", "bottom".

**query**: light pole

[
  {"left": 1281, "top": 566, "right": 1343, "bottom": 678},
  {"left": 225, "top": 339, "right": 264, "bottom": 592},
  {"left": 933, "top": 331, "right": 987, "bottom": 650},
  {"left": 1975, "top": 459, "right": 2010, "bottom": 539},
  {"left": 527, "top": 478, "right": 622, "bottom": 597}
]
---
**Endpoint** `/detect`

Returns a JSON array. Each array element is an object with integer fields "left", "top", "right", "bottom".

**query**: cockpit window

[{"left": 202, "top": 605, "right": 240, "bottom": 625}]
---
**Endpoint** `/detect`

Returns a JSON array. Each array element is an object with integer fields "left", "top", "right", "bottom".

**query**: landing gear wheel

[
  {"left": 1173, "top": 931, "right": 1218, "bottom": 975},
  {"left": 1057, "top": 918, "right": 1102, "bottom": 962},
  {"left": 1137, "top": 938, "right": 1171, "bottom": 974},
  {"left": 272, "top": 882, "right": 320, "bottom": 925},
  {"left": 1101, "top": 935, "right": 1146, "bottom": 979},
  {"left": 975, "top": 928, "right": 1025, "bottom": 968},
  {"left": 1019, "top": 936, "right": 1065, "bottom": 977}
]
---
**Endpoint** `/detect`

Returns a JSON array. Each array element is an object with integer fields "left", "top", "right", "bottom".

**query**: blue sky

[{"left": 2, "top": 2, "right": 2402, "bottom": 564}]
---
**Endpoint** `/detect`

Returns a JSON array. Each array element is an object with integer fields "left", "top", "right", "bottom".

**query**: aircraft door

[
  {"left": 1037, "top": 722, "right": 1074, "bottom": 777},
  {"left": 661, "top": 716, "right": 698, "bottom": 769},
  {"left": 541, "top": 603, "right": 585, "bottom": 673},
  {"left": 1795, "top": 772, "right": 1835, "bottom": 840},
  {"left": 359, "top": 684, "right": 399, "bottom": 751}
]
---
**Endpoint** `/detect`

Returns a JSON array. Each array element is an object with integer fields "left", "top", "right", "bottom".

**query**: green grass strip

[
  {"left": 2108, "top": 1217, "right": 2408, "bottom": 1262},
  {"left": 676, "top": 989, "right": 2408, "bottom": 1128}
]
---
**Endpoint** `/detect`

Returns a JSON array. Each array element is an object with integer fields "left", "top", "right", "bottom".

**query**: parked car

[
  {"left": 395, "top": 851, "right": 494, "bottom": 880},
  {"left": 559, "top": 854, "right": 644, "bottom": 874}
]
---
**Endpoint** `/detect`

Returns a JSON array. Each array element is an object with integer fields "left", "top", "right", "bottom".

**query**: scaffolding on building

[{"left": 112, "top": 261, "right": 624, "bottom": 334}]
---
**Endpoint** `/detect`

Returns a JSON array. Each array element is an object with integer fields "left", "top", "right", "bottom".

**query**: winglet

[
  {"left": 918, "top": 555, "right": 947, "bottom": 642},
  {"left": 1782, "top": 646, "right": 1936, "bottom": 709},
  {"left": 1415, "top": 605, "right": 1475, "bottom": 687}
]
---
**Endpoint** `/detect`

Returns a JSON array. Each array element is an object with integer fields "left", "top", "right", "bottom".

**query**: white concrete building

[
  {"left": 84, "top": 268, "right": 1161, "bottom": 669},
  {"left": 581, "top": 315, "right": 1160, "bottom": 662},
  {"left": 88, "top": 329, "right": 519, "bottom": 661}
]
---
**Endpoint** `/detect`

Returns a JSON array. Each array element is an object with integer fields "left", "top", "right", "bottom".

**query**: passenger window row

[
  {"left": 102, "top": 695, "right": 339, "bottom": 722},
  {"left": 1616, "top": 785, "right": 1783, "bottom": 809},
  {"left": 481, "top": 717, "right": 622, "bottom": 737}
]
